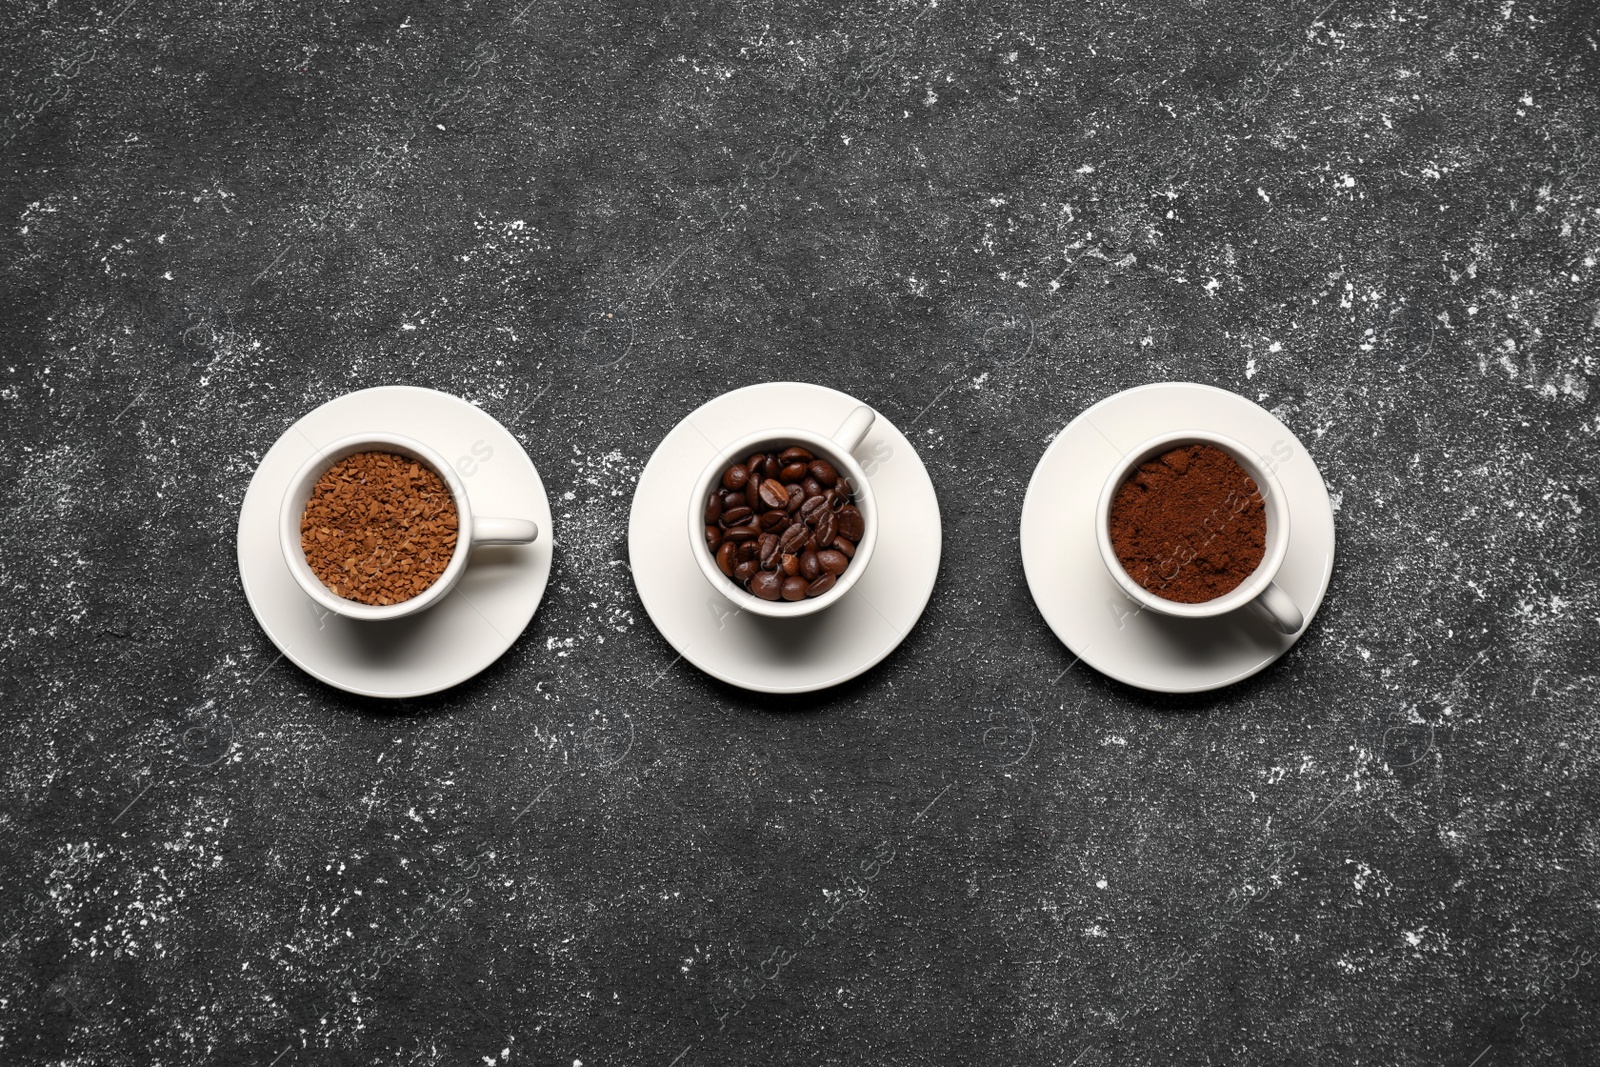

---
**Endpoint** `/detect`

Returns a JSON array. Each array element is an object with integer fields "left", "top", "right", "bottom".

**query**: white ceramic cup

[
  {"left": 281, "top": 431, "right": 539, "bottom": 621},
  {"left": 1095, "top": 430, "right": 1304, "bottom": 634},
  {"left": 689, "top": 405, "right": 878, "bottom": 618}
]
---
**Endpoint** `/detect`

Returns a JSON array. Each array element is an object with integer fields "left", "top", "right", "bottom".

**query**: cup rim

[
  {"left": 1094, "top": 430, "right": 1290, "bottom": 618},
  {"left": 688, "top": 426, "right": 878, "bottom": 618},
  {"left": 280, "top": 432, "right": 474, "bottom": 621}
]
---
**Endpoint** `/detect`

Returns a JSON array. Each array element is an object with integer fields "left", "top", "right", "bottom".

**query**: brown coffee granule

[
  {"left": 1108, "top": 443, "right": 1266, "bottom": 604},
  {"left": 300, "top": 450, "right": 459, "bottom": 606}
]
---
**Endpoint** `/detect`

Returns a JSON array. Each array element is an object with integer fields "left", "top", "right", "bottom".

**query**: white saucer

[
  {"left": 1020, "top": 382, "right": 1335, "bottom": 693},
  {"left": 628, "top": 382, "right": 941, "bottom": 694},
  {"left": 237, "top": 386, "right": 554, "bottom": 698}
]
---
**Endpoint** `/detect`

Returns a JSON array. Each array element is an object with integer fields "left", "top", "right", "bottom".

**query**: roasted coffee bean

[
  {"left": 817, "top": 549, "right": 849, "bottom": 575},
  {"left": 705, "top": 443, "right": 865, "bottom": 604},
  {"left": 836, "top": 506, "right": 864, "bottom": 541},
  {"left": 778, "top": 524, "right": 809, "bottom": 554},
  {"left": 806, "top": 573, "right": 836, "bottom": 597},
  {"left": 814, "top": 509, "right": 837, "bottom": 546},
  {"left": 758, "top": 479, "right": 789, "bottom": 508}
]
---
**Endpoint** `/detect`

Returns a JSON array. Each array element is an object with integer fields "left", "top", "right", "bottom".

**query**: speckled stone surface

[{"left": 4, "top": 0, "right": 1599, "bottom": 1063}]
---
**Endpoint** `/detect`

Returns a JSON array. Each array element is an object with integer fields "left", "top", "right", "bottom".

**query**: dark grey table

[{"left": 4, "top": 1, "right": 1598, "bottom": 1063}]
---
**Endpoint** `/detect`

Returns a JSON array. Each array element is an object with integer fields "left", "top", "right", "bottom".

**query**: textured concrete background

[{"left": 3, "top": 0, "right": 1598, "bottom": 1063}]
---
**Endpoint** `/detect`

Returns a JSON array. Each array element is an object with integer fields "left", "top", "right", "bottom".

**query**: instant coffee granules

[
  {"left": 301, "top": 451, "right": 459, "bottom": 606},
  {"left": 705, "top": 446, "right": 863, "bottom": 601},
  {"left": 1108, "top": 443, "right": 1266, "bottom": 603}
]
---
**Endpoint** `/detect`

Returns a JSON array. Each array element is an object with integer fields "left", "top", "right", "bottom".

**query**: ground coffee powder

[
  {"left": 1108, "top": 443, "right": 1266, "bottom": 603},
  {"left": 300, "top": 450, "right": 459, "bottom": 606}
]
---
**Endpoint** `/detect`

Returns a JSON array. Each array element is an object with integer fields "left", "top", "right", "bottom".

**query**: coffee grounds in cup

[
  {"left": 1108, "top": 443, "right": 1265, "bottom": 603},
  {"left": 301, "top": 450, "right": 459, "bottom": 606}
]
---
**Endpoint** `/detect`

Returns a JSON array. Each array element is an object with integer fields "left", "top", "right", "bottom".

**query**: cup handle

[
  {"left": 831, "top": 405, "right": 876, "bottom": 453},
  {"left": 473, "top": 517, "right": 539, "bottom": 546},
  {"left": 1248, "top": 580, "right": 1304, "bottom": 635}
]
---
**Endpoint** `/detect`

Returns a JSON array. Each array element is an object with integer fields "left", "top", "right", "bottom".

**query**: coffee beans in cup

[
  {"left": 1108, "top": 443, "right": 1265, "bottom": 603},
  {"left": 300, "top": 450, "right": 459, "bottom": 606},
  {"left": 704, "top": 446, "right": 864, "bottom": 601}
]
